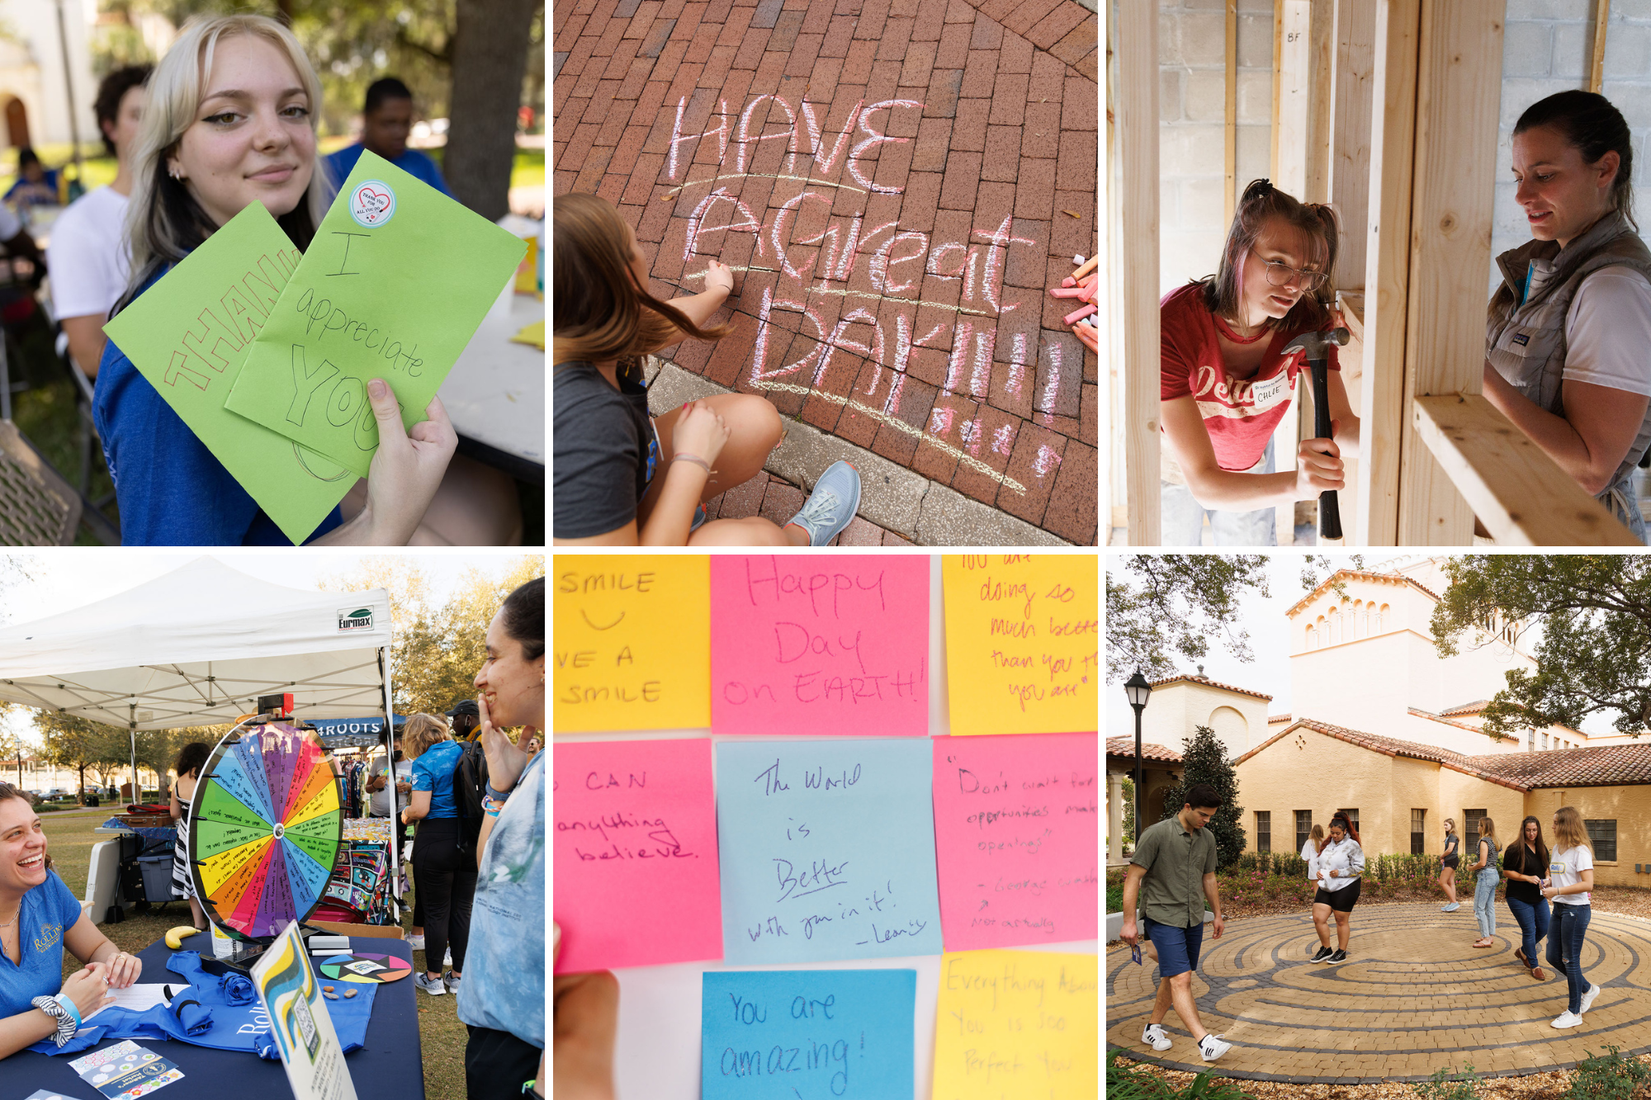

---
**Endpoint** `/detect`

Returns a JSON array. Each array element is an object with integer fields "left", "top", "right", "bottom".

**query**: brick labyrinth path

[
  {"left": 553, "top": 0, "right": 1099, "bottom": 542},
  {"left": 1106, "top": 903, "right": 1651, "bottom": 1083}
]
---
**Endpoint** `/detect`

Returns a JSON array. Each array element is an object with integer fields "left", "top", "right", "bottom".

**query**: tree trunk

[{"left": 444, "top": 0, "right": 538, "bottom": 221}]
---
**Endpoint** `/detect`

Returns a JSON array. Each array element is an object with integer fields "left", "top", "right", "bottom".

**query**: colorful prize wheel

[{"left": 189, "top": 721, "right": 343, "bottom": 940}]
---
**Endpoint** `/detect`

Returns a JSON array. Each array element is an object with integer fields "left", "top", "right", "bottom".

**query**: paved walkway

[
  {"left": 1106, "top": 902, "right": 1651, "bottom": 1083},
  {"left": 554, "top": 0, "right": 1098, "bottom": 543}
]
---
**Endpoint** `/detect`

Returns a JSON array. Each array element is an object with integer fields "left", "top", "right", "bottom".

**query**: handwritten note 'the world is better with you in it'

[
  {"left": 716, "top": 738, "right": 942, "bottom": 966},
  {"left": 552, "top": 737, "right": 722, "bottom": 973},
  {"left": 700, "top": 970, "right": 916, "bottom": 1100},
  {"left": 931, "top": 733, "right": 1098, "bottom": 951},
  {"left": 710, "top": 555, "right": 929, "bottom": 738},
  {"left": 554, "top": 557, "right": 711, "bottom": 733},
  {"left": 931, "top": 950, "right": 1098, "bottom": 1100},
  {"left": 941, "top": 556, "right": 1098, "bottom": 736},
  {"left": 223, "top": 151, "right": 526, "bottom": 478}
]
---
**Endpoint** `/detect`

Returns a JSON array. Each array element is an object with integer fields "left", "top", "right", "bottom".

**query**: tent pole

[
  {"left": 377, "top": 646, "right": 400, "bottom": 913},
  {"left": 129, "top": 702, "right": 137, "bottom": 805}
]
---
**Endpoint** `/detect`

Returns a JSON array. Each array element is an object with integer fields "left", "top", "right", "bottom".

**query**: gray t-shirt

[
  {"left": 366, "top": 753, "right": 410, "bottom": 817},
  {"left": 553, "top": 360, "right": 651, "bottom": 539},
  {"left": 1131, "top": 815, "right": 1218, "bottom": 927}
]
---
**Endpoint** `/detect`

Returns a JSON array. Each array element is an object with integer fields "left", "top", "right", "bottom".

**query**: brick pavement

[
  {"left": 1107, "top": 902, "right": 1651, "bottom": 1083},
  {"left": 554, "top": 0, "right": 1098, "bottom": 543}
]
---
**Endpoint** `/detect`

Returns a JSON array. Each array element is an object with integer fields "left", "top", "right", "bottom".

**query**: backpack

[{"left": 453, "top": 738, "right": 489, "bottom": 853}]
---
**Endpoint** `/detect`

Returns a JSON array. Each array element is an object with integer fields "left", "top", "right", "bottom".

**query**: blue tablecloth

[
  {"left": 97, "top": 818, "right": 177, "bottom": 853},
  {"left": 3, "top": 933, "right": 425, "bottom": 1099}
]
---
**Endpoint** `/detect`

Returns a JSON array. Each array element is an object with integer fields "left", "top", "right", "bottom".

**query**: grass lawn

[{"left": 41, "top": 805, "right": 471, "bottom": 1100}]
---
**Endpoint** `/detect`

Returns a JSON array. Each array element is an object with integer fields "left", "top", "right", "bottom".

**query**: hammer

[{"left": 1281, "top": 326, "right": 1350, "bottom": 541}]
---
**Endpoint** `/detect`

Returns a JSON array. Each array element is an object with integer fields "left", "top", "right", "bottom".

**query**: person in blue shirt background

[
  {"left": 401, "top": 712, "right": 473, "bottom": 998},
  {"left": 4, "top": 148, "right": 59, "bottom": 209},
  {"left": 326, "top": 77, "right": 452, "bottom": 197},
  {"left": 0, "top": 783, "right": 144, "bottom": 1059}
]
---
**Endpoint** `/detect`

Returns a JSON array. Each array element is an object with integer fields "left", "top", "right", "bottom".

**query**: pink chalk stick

[{"left": 1063, "top": 303, "right": 1097, "bottom": 325}]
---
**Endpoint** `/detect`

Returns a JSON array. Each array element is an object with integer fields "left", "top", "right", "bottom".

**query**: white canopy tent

[{"left": 0, "top": 556, "right": 399, "bottom": 869}]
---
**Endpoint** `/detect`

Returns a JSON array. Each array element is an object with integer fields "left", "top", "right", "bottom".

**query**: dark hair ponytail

[
  {"left": 1199, "top": 178, "right": 1339, "bottom": 332},
  {"left": 1515, "top": 89, "right": 1636, "bottom": 229}
]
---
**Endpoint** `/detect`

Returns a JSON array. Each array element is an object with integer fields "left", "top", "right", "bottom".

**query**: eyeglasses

[{"left": 1263, "top": 259, "right": 1328, "bottom": 292}]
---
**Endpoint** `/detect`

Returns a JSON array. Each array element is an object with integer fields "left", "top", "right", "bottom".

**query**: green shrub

[
  {"left": 1566, "top": 1047, "right": 1651, "bottom": 1100},
  {"left": 1415, "top": 1064, "right": 1480, "bottom": 1100},
  {"left": 1106, "top": 1050, "right": 1254, "bottom": 1100},
  {"left": 1108, "top": 883, "right": 1124, "bottom": 915}
]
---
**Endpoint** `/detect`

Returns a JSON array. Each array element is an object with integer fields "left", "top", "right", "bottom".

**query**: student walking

[
  {"left": 1470, "top": 818, "right": 1501, "bottom": 948},
  {"left": 1503, "top": 815, "right": 1550, "bottom": 981},
  {"left": 1440, "top": 818, "right": 1462, "bottom": 912},
  {"left": 1119, "top": 784, "right": 1232, "bottom": 1062},
  {"left": 1300, "top": 824, "right": 1324, "bottom": 883},
  {"left": 1544, "top": 806, "right": 1600, "bottom": 1028},
  {"left": 1310, "top": 813, "right": 1363, "bottom": 964}
]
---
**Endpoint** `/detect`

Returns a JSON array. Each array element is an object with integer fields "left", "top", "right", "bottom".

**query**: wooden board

[
  {"left": 1117, "top": 0, "right": 1161, "bottom": 546},
  {"left": 1591, "top": 0, "right": 1612, "bottom": 94},
  {"left": 1273, "top": 0, "right": 1313, "bottom": 196},
  {"left": 1355, "top": 0, "right": 1420, "bottom": 545},
  {"left": 1413, "top": 394, "right": 1640, "bottom": 546},
  {"left": 1329, "top": 0, "right": 1375, "bottom": 290},
  {"left": 1396, "top": 2, "right": 1504, "bottom": 545},
  {"left": 1225, "top": 0, "right": 1238, "bottom": 226}
]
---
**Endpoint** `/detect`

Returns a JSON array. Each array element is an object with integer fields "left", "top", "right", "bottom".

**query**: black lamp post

[{"left": 1124, "top": 669, "right": 1153, "bottom": 849}]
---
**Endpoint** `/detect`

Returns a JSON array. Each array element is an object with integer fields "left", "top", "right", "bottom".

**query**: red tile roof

[
  {"left": 1236, "top": 718, "right": 1530, "bottom": 791},
  {"left": 1106, "top": 737, "right": 1182, "bottom": 763},
  {"left": 1145, "top": 674, "right": 1272, "bottom": 701},
  {"left": 1460, "top": 742, "right": 1651, "bottom": 788},
  {"left": 1440, "top": 700, "right": 1490, "bottom": 717},
  {"left": 1286, "top": 569, "right": 1440, "bottom": 618},
  {"left": 1268, "top": 713, "right": 1291, "bottom": 724}
]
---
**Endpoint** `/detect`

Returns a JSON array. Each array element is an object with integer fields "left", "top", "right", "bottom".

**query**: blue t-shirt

[
  {"left": 412, "top": 740, "right": 464, "bottom": 819},
  {"left": 458, "top": 751, "right": 543, "bottom": 1048},
  {"left": 325, "top": 143, "right": 451, "bottom": 197},
  {"left": 0, "top": 870, "right": 82, "bottom": 1021},
  {"left": 94, "top": 267, "right": 344, "bottom": 545}
]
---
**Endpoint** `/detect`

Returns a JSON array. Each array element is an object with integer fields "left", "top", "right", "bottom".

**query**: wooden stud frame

[{"left": 1117, "top": 0, "right": 1160, "bottom": 547}]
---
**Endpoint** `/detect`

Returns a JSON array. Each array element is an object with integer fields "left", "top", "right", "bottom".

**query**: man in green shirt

[{"left": 1119, "top": 783, "right": 1231, "bottom": 1061}]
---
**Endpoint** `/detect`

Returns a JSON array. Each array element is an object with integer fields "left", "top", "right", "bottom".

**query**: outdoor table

[
  {"left": 439, "top": 275, "right": 545, "bottom": 485},
  {"left": 4, "top": 932, "right": 425, "bottom": 1099}
]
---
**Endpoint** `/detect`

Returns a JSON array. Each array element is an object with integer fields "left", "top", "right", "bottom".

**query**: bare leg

[
  {"left": 1334, "top": 911, "right": 1351, "bottom": 950},
  {"left": 648, "top": 393, "right": 783, "bottom": 505},
  {"left": 1149, "top": 977, "right": 1174, "bottom": 1026},
  {"left": 189, "top": 896, "right": 206, "bottom": 930},
  {"left": 1313, "top": 903, "right": 1333, "bottom": 948},
  {"left": 688, "top": 517, "right": 809, "bottom": 546},
  {"left": 1167, "top": 972, "right": 1208, "bottom": 1042}
]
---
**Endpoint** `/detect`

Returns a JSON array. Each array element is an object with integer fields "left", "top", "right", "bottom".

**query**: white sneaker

[
  {"left": 444, "top": 949, "right": 453, "bottom": 967},
  {"left": 1199, "top": 1034, "right": 1231, "bottom": 1061},
  {"left": 1580, "top": 984, "right": 1601, "bottom": 1014},
  {"left": 1552, "top": 1010, "right": 1583, "bottom": 1029},
  {"left": 1142, "top": 1023, "right": 1172, "bottom": 1052},
  {"left": 404, "top": 933, "right": 425, "bottom": 950}
]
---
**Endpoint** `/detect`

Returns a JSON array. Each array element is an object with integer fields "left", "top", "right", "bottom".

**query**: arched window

[
  {"left": 1306, "top": 624, "right": 1317, "bottom": 650},
  {"left": 1328, "top": 608, "right": 1341, "bottom": 646},
  {"left": 1360, "top": 603, "right": 1370, "bottom": 637},
  {"left": 1377, "top": 604, "right": 1390, "bottom": 633}
]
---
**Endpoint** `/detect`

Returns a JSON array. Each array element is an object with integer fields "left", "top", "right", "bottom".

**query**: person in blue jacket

[
  {"left": 326, "top": 77, "right": 452, "bottom": 197},
  {"left": 96, "top": 14, "right": 516, "bottom": 545}
]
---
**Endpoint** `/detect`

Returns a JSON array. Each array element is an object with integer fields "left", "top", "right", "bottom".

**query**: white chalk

[{"left": 1073, "top": 254, "right": 1085, "bottom": 265}]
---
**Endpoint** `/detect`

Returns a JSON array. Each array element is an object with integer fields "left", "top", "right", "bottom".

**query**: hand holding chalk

[{"left": 703, "top": 259, "right": 735, "bottom": 297}]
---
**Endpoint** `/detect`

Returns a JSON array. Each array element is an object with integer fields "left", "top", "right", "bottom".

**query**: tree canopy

[
  {"left": 1106, "top": 555, "right": 1271, "bottom": 683},
  {"left": 1430, "top": 555, "right": 1651, "bottom": 738}
]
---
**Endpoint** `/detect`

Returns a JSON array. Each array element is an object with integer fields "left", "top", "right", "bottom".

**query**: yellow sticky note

[
  {"left": 942, "top": 556, "right": 1098, "bottom": 735},
  {"left": 933, "top": 950, "right": 1098, "bottom": 1099},
  {"left": 510, "top": 320, "right": 545, "bottom": 350},
  {"left": 553, "top": 556, "right": 710, "bottom": 732}
]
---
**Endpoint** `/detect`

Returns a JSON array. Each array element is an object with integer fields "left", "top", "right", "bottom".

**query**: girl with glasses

[{"left": 1159, "top": 179, "right": 1360, "bottom": 545}]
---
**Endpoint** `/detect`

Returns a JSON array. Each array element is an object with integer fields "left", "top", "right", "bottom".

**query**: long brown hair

[
  {"left": 552, "top": 192, "right": 730, "bottom": 366},
  {"left": 1553, "top": 805, "right": 1591, "bottom": 853},
  {"left": 1515, "top": 815, "right": 1550, "bottom": 873},
  {"left": 0, "top": 782, "right": 52, "bottom": 871},
  {"left": 1199, "top": 178, "right": 1339, "bottom": 333}
]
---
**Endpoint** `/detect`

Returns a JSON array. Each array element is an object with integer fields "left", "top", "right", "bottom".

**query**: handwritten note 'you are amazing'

[
  {"left": 931, "top": 950, "right": 1098, "bottom": 1100},
  {"left": 554, "top": 556, "right": 710, "bottom": 732},
  {"left": 931, "top": 734, "right": 1098, "bottom": 951},
  {"left": 552, "top": 738, "right": 722, "bottom": 973},
  {"left": 942, "top": 557, "right": 1098, "bottom": 736},
  {"left": 716, "top": 739, "right": 942, "bottom": 965},
  {"left": 711, "top": 556, "right": 929, "bottom": 737}
]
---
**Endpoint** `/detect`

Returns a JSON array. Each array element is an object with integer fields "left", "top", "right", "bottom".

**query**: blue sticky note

[
  {"left": 716, "top": 739, "right": 942, "bottom": 964},
  {"left": 701, "top": 969, "right": 916, "bottom": 1100}
]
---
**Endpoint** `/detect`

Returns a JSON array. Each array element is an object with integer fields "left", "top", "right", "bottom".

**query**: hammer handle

[{"left": 1309, "top": 359, "right": 1343, "bottom": 540}]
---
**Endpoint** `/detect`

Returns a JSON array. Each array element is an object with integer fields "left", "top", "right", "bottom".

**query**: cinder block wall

[
  {"left": 1495, "top": 1, "right": 1651, "bottom": 294},
  {"left": 1157, "top": 0, "right": 1275, "bottom": 297}
]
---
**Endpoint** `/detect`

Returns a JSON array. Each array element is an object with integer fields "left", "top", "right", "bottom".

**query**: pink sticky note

[
  {"left": 931, "top": 732, "right": 1098, "bottom": 950},
  {"left": 710, "top": 555, "right": 930, "bottom": 737},
  {"left": 553, "top": 738, "right": 722, "bottom": 972}
]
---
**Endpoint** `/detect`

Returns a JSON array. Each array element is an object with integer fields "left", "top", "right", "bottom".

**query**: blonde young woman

[
  {"left": 1543, "top": 806, "right": 1600, "bottom": 1028},
  {"left": 94, "top": 14, "right": 517, "bottom": 546},
  {"left": 1439, "top": 818, "right": 1462, "bottom": 912},
  {"left": 1469, "top": 817, "right": 1501, "bottom": 948}
]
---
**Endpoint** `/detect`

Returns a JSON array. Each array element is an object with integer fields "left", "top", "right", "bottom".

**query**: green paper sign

[
  {"left": 101, "top": 203, "right": 357, "bottom": 545},
  {"left": 224, "top": 151, "right": 528, "bottom": 477}
]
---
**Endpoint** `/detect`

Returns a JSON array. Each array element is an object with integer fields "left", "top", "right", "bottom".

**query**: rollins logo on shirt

[{"left": 1191, "top": 363, "right": 1295, "bottom": 419}]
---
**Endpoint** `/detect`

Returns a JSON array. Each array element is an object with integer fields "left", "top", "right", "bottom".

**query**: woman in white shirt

[
  {"left": 1301, "top": 824, "right": 1324, "bottom": 884},
  {"left": 1309, "top": 814, "right": 1364, "bottom": 966},
  {"left": 1542, "top": 805, "right": 1600, "bottom": 1029}
]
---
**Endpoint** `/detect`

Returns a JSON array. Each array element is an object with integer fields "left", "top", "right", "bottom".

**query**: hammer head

[{"left": 1281, "top": 327, "right": 1350, "bottom": 361}]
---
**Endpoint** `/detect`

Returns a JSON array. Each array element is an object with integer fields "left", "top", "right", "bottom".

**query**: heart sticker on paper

[{"left": 349, "top": 180, "right": 396, "bottom": 227}]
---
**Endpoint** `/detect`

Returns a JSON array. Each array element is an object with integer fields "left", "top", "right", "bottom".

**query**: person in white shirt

[
  {"left": 1542, "top": 805, "right": 1600, "bottom": 1029},
  {"left": 46, "top": 65, "right": 149, "bottom": 379},
  {"left": 1309, "top": 814, "right": 1364, "bottom": 965},
  {"left": 1300, "top": 823, "right": 1323, "bottom": 885}
]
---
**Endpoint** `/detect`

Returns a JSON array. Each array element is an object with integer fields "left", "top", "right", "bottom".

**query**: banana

[{"left": 164, "top": 925, "right": 201, "bottom": 950}]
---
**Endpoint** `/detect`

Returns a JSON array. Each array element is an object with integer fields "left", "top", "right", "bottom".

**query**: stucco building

[{"left": 0, "top": 1, "right": 99, "bottom": 153}]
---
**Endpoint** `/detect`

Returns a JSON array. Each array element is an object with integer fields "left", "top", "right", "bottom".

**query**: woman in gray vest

[{"left": 1483, "top": 91, "right": 1651, "bottom": 542}]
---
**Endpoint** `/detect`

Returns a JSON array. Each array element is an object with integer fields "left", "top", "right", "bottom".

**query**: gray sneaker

[
  {"left": 414, "top": 972, "right": 447, "bottom": 996},
  {"left": 785, "top": 461, "right": 861, "bottom": 545},
  {"left": 445, "top": 972, "right": 462, "bottom": 995},
  {"left": 1441, "top": 902, "right": 1460, "bottom": 912}
]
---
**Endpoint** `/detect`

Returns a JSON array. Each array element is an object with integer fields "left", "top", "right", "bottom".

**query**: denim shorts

[{"left": 1143, "top": 915, "right": 1205, "bottom": 979}]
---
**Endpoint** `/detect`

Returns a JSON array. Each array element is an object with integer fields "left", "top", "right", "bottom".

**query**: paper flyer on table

[
  {"left": 100, "top": 202, "right": 354, "bottom": 544},
  {"left": 68, "top": 1040, "right": 184, "bottom": 1099},
  {"left": 223, "top": 151, "right": 527, "bottom": 477},
  {"left": 251, "top": 921, "right": 359, "bottom": 1100}
]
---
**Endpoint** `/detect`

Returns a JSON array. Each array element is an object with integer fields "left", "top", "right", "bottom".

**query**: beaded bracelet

[{"left": 673, "top": 453, "right": 714, "bottom": 474}]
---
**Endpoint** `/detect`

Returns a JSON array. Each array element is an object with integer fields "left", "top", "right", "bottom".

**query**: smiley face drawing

[{"left": 349, "top": 180, "right": 396, "bottom": 227}]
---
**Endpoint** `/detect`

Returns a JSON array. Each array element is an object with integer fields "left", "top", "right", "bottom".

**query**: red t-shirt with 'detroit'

[{"left": 1159, "top": 282, "right": 1339, "bottom": 473}]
